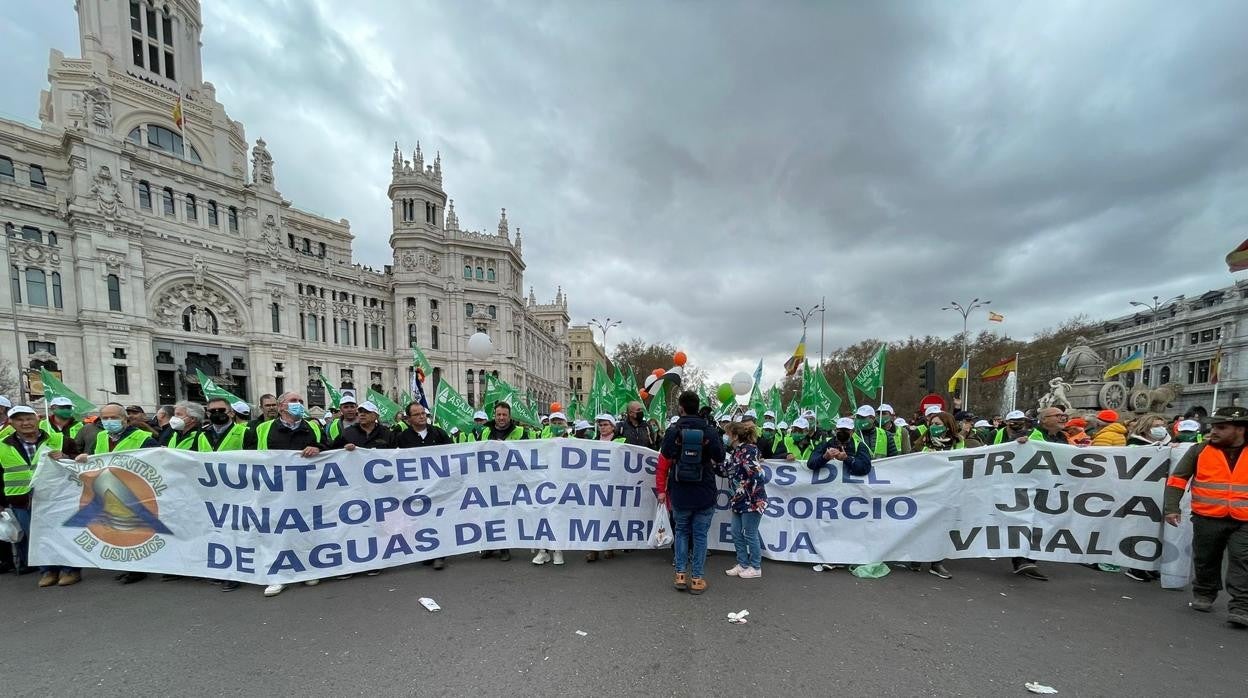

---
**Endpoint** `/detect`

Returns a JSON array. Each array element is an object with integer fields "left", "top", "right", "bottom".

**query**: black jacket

[
  {"left": 391, "top": 424, "right": 453, "bottom": 448},
  {"left": 659, "top": 415, "right": 726, "bottom": 511},
  {"left": 242, "top": 419, "right": 326, "bottom": 451},
  {"left": 330, "top": 423, "right": 395, "bottom": 450}
]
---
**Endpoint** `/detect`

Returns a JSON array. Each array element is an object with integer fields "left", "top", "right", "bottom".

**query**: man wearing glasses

[
  {"left": 1035, "top": 407, "right": 1072, "bottom": 444},
  {"left": 392, "top": 402, "right": 453, "bottom": 569}
]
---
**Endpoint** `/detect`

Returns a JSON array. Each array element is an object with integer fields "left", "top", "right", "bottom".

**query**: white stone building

[
  {"left": 1089, "top": 281, "right": 1247, "bottom": 414},
  {"left": 0, "top": 0, "right": 568, "bottom": 412}
]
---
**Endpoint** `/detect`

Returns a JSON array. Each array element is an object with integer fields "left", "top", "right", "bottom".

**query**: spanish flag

[
  {"left": 1211, "top": 349, "right": 1222, "bottom": 385},
  {"left": 1229, "top": 238, "right": 1248, "bottom": 273},
  {"left": 980, "top": 355, "right": 1017, "bottom": 382},
  {"left": 783, "top": 331, "right": 806, "bottom": 377},
  {"left": 947, "top": 360, "right": 968, "bottom": 393},
  {"left": 172, "top": 95, "right": 184, "bottom": 130},
  {"left": 1103, "top": 350, "right": 1143, "bottom": 379},
  {"left": 987, "top": 311, "right": 1005, "bottom": 323}
]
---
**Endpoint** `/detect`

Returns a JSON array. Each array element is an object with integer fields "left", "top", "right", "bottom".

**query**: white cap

[
  {"left": 835, "top": 417, "right": 855, "bottom": 430},
  {"left": 50, "top": 397, "right": 73, "bottom": 407},
  {"left": 802, "top": 409, "right": 816, "bottom": 418},
  {"left": 973, "top": 419, "right": 991, "bottom": 428},
  {"left": 731, "top": 415, "right": 743, "bottom": 423},
  {"left": 357, "top": 401, "right": 379, "bottom": 413},
  {"left": 878, "top": 403, "right": 894, "bottom": 414},
  {"left": 668, "top": 416, "right": 679, "bottom": 425},
  {"left": 574, "top": 419, "right": 592, "bottom": 431},
  {"left": 743, "top": 409, "right": 757, "bottom": 419},
  {"left": 1177, "top": 419, "right": 1201, "bottom": 432},
  {"left": 450, "top": 427, "right": 460, "bottom": 435},
  {"left": 924, "top": 404, "right": 943, "bottom": 416},
  {"left": 1005, "top": 410, "right": 1026, "bottom": 421},
  {"left": 763, "top": 410, "right": 776, "bottom": 419},
  {"left": 763, "top": 421, "right": 776, "bottom": 430},
  {"left": 594, "top": 413, "right": 615, "bottom": 423},
  {"left": 0, "top": 396, "right": 11, "bottom": 408},
  {"left": 777, "top": 421, "right": 789, "bottom": 430},
  {"left": 473, "top": 410, "right": 488, "bottom": 421},
  {"left": 339, "top": 390, "right": 358, "bottom": 405},
  {"left": 855, "top": 405, "right": 876, "bottom": 418},
  {"left": 718, "top": 414, "right": 730, "bottom": 423},
  {"left": 540, "top": 414, "right": 549, "bottom": 420},
  {"left": 894, "top": 418, "right": 908, "bottom": 428},
  {"left": 231, "top": 400, "right": 251, "bottom": 415},
  {"left": 8, "top": 405, "right": 36, "bottom": 417},
  {"left": 549, "top": 412, "right": 567, "bottom": 422},
  {"left": 792, "top": 417, "right": 810, "bottom": 430}
]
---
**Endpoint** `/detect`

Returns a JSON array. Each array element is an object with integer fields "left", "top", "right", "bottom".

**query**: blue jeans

[
  {"left": 732, "top": 511, "right": 762, "bottom": 569},
  {"left": 11, "top": 507, "right": 78, "bottom": 575},
  {"left": 673, "top": 507, "right": 714, "bottom": 578}
]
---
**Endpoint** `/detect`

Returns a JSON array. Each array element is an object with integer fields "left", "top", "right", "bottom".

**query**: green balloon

[{"left": 716, "top": 383, "right": 735, "bottom": 404}]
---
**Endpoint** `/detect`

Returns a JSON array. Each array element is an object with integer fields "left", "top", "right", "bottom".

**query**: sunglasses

[{"left": 207, "top": 408, "right": 229, "bottom": 416}]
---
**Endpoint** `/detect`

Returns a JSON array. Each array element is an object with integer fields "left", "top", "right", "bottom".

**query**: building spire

[
  {"left": 446, "top": 199, "right": 458, "bottom": 231},
  {"left": 514, "top": 226, "right": 522, "bottom": 252},
  {"left": 392, "top": 142, "right": 401, "bottom": 174},
  {"left": 498, "top": 208, "right": 509, "bottom": 238},
  {"left": 414, "top": 141, "right": 424, "bottom": 171},
  {"left": 434, "top": 150, "right": 442, "bottom": 181},
  {"left": 528, "top": 286, "right": 536, "bottom": 306}
]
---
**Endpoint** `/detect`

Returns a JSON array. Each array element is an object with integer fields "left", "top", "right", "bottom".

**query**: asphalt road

[{"left": 3, "top": 552, "right": 1245, "bottom": 697}]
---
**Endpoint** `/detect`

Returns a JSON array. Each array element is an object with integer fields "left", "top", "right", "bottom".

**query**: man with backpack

[{"left": 659, "top": 391, "right": 726, "bottom": 595}]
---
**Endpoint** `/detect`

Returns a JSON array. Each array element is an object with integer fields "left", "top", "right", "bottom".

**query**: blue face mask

[
  {"left": 286, "top": 403, "right": 307, "bottom": 419},
  {"left": 102, "top": 419, "right": 125, "bottom": 435}
]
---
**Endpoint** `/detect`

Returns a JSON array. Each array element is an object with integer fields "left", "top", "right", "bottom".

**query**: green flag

[
  {"left": 799, "top": 362, "right": 841, "bottom": 431},
  {"left": 748, "top": 382, "right": 767, "bottom": 417},
  {"left": 645, "top": 383, "right": 667, "bottom": 426},
  {"left": 38, "top": 368, "right": 96, "bottom": 416},
  {"left": 398, "top": 390, "right": 412, "bottom": 408},
  {"left": 852, "top": 344, "right": 887, "bottom": 399},
  {"left": 411, "top": 345, "right": 432, "bottom": 376},
  {"left": 196, "top": 368, "right": 245, "bottom": 406},
  {"left": 698, "top": 384, "right": 712, "bottom": 412},
  {"left": 767, "top": 385, "right": 783, "bottom": 422},
  {"left": 841, "top": 369, "right": 859, "bottom": 414},
  {"left": 483, "top": 374, "right": 541, "bottom": 426},
  {"left": 432, "top": 380, "right": 475, "bottom": 433},
  {"left": 611, "top": 366, "right": 636, "bottom": 414},
  {"left": 318, "top": 374, "right": 342, "bottom": 409},
  {"left": 565, "top": 394, "right": 580, "bottom": 423},
  {"left": 366, "top": 388, "right": 402, "bottom": 424},
  {"left": 589, "top": 364, "right": 612, "bottom": 417}
]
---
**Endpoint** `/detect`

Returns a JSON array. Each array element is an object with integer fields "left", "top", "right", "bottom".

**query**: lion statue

[{"left": 1148, "top": 382, "right": 1183, "bottom": 412}]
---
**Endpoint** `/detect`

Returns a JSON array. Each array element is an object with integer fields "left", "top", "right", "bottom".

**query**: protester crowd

[{"left": 1, "top": 388, "right": 1244, "bottom": 628}]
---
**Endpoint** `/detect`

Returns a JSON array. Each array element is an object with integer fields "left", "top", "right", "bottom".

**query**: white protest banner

[{"left": 29, "top": 440, "right": 1192, "bottom": 584}]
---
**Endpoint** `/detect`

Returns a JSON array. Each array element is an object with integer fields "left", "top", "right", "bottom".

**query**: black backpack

[{"left": 674, "top": 428, "right": 708, "bottom": 483}]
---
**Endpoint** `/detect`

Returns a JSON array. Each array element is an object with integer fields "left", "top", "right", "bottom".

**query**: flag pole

[
  {"left": 1211, "top": 337, "right": 1224, "bottom": 410},
  {"left": 1012, "top": 352, "right": 1020, "bottom": 409}
]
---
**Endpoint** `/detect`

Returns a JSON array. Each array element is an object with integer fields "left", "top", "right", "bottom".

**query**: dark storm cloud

[{"left": 3, "top": 0, "right": 1246, "bottom": 381}]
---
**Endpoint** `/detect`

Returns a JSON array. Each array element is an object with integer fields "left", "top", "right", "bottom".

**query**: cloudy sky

[{"left": 3, "top": 1, "right": 1246, "bottom": 380}]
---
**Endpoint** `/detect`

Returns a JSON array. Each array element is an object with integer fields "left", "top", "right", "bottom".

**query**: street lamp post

[
  {"left": 588, "top": 317, "right": 621, "bottom": 356},
  {"left": 1129, "top": 295, "right": 1180, "bottom": 388},
  {"left": 5, "top": 237, "right": 26, "bottom": 403},
  {"left": 785, "top": 302, "right": 825, "bottom": 364},
  {"left": 941, "top": 298, "right": 991, "bottom": 410},
  {"left": 97, "top": 387, "right": 112, "bottom": 404}
]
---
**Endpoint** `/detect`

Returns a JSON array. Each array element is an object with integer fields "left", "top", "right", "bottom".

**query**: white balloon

[
  {"left": 467, "top": 332, "right": 494, "bottom": 360},
  {"left": 730, "top": 371, "right": 753, "bottom": 396}
]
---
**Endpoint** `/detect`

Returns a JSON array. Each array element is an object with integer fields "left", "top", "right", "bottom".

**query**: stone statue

[
  {"left": 1038, "top": 377, "right": 1073, "bottom": 411},
  {"left": 83, "top": 84, "right": 113, "bottom": 130},
  {"left": 191, "top": 254, "right": 206, "bottom": 288},
  {"left": 252, "top": 138, "right": 274, "bottom": 186},
  {"left": 90, "top": 166, "right": 123, "bottom": 219},
  {"left": 1147, "top": 382, "right": 1184, "bottom": 412},
  {"left": 1062, "top": 337, "right": 1106, "bottom": 381}
]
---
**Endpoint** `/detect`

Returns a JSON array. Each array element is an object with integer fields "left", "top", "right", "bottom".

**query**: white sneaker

[
  {"left": 263, "top": 584, "right": 285, "bottom": 597},
  {"left": 531, "top": 550, "right": 551, "bottom": 565},
  {"left": 304, "top": 579, "right": 320, "bottom": 586},
  {"left": 725, "top": 565, "right": 744, "bottom": 577},
  {"left": 739, "top": 567, "right": 762, "bottom": 579},
  {"left": 551, "top": 550, "right": 564, "bottom": 565}
]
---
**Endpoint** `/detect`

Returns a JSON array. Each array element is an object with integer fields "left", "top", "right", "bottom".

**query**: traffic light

[{"left": 918, "top": 359, "right": 936, "bottom": 394}]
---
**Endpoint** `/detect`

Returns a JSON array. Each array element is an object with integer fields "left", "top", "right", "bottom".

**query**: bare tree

[{"left": 0, "top": 358, "right": 19, "bottom": 398}]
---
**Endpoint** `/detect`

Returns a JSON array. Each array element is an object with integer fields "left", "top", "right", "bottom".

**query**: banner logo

[{"left": 63, "top": 457, "right": 171, "bottom": 561}]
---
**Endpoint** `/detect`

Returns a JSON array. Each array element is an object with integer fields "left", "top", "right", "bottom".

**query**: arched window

[
  {"left": 25, "top": 269, "right": 47, "bottom": 307},
  {"left": 467, "top": 369, "right": 476, "bottom": 405},
  {"left": 463, "top": 265, "right": 472, "bottom": 279},
  {"left": 475, "top": 267, "right": 484, "bottom": 280},
  {"left": 408, "top": 324, "right": 418, "bottom": 346},
  {"left": 137, "top": 180, "right": 152, "bottom": 210},
  {"left": 488, "top": 305, "right": 496, "bottom": 319},
  {"left": 106, "top": 274, "right": 122, "bottom": 311},
  {"left": 1159, "top": 366, "right": 1171, "bottom": 384},
  {"left": 46, "top": 231, "right": 57, "bottom": 246},
  {"left": 182, "top": 306, "right": 219, "bottom": 334},
  {"left": 144, "top": 124, "right": 201, "bottom": 162},
  {"left": 406, "top": 297, "right": 416, "bottom": 307},
  {"left": 207, "top": 200, "right": 219, "bottom": 226},
  {"left": 465, "top": 303, "right": 475, "bottom": 317},
  {"left": 51, "top": 272, "right": 62, "bottom": 309},
  {"left": 9, "top": 265, "right": 20, "bottom": 303},
  {"left": 161, "top": 186, "right": 175, "bottom": 216},
  {"left": 486, "top": 268, "right": 495, "bottom": 282},
  {"left": 228, "top": 206, "right": 239, "bottom": 232},
  {"left": 185, "top": 193, "right": 197, "bottom": 220},
  {"left": 270, "top": 303, "right": 281, "bottom": 333},
  {"left": 19, "top": 226, "right": 41, "bottom": 242}
]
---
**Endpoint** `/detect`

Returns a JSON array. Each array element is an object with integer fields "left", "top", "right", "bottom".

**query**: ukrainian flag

[
  {"left": 948, "top": 360, "right": 968, "bottom": 393},
  {"left": 1104, "top": 350, "right": 1143, "bottom": 379}
]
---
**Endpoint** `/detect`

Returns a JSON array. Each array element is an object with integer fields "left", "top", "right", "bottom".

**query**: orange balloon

[
  {"left": 550, "top": 402, "right": 562, "bottom": 413},
  {"left": 639, "top": 389, "right": 649, "bottom": 400},
  {"left": 673, "top": 351, "right": 687, "bottom": 367},
  {"left": 652, "top": 368, "right": 666, "bottom": 378}
]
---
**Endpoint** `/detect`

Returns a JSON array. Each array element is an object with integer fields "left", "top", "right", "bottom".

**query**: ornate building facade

[
  {"left": 567, "top": 326, "right": 609, "bottom": 406},
  {"left": 0, "top": 0, "right": 568, "bottom": 411}
]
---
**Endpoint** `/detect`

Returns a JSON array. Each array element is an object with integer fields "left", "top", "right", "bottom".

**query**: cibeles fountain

[{"left": 1037, "top": 338, "right": 1183, "bottom": 413}]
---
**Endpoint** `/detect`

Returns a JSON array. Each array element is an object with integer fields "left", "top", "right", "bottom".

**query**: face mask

[
  {"left": 881, "top": 415, "right": 894, "bottom": 425},
  {"left": 1176, "top": 432, "right": 1199, "bottom": 443},
  {"left": 208, "top": 412, "right": 230, "bottom": 426},
  {"left": 54, "top": 407, "right": 73, "bottom": 419},
  {"left": 550, "top": 426, "right": 567, "bottom": 436},
  {"left": 855, "top": 418, "right": 872, "bottom": 430},
  {"left": 102, "top": 418, "right": 125, "bottom": 436},
  {"left": 169, "top": 416, "right": 186, "bottom": 432},
  {"left": 287, "top": 403, "right": 307, "bottom": 419},
  {"left": 835, "top": 429, "right": 853, "bottom": 442},
  {"left": 1148, "top": 427, "right": 1168, "bottom": 440},
  {"left": 929, "top": 424, "right": 948, "bottom": 438}
]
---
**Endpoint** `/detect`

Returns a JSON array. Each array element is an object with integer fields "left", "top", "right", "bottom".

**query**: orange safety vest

[{"left": 1169, "top": 445, "right": 1248, "bottom": 521}]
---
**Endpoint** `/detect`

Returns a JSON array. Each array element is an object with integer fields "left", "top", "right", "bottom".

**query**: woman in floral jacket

[{"left": 719, "top": 422, "right": 770, "bottom": 579}]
